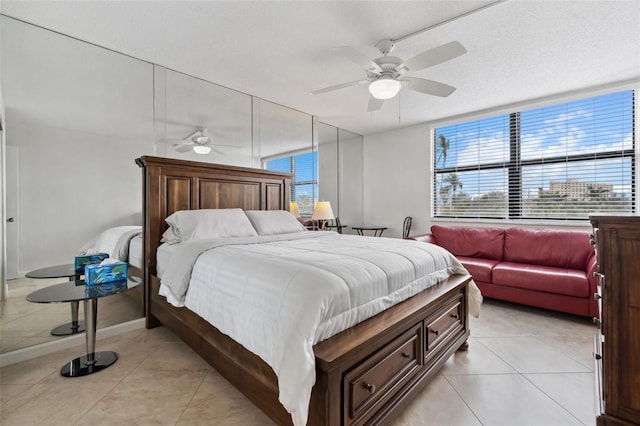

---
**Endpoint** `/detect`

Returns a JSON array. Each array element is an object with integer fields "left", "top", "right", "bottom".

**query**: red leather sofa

[{"left": 407, "top": 225, "right": 598, "bottom": 317}]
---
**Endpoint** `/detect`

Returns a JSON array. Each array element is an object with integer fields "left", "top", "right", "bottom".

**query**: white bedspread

[
  {"left": 78, "top": 226, "right": 142, "bottom": 261},
  {"left": 159, "top": 232, "right": 481, "bottom": 426}
]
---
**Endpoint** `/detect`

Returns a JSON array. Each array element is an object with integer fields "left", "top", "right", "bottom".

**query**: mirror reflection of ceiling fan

[
  {"left": 165, "top": 128, "right": 235, "bottom": 155},
  {"left": 311, "top": 39, "right": 467, "bottom": 112}
]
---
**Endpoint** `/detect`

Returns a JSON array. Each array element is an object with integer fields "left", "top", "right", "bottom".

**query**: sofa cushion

[
  {"left": 456, "top": 256, "right": 500, "bottom": 284},
  {"left": 503, "top": 228, "right": 593, "bottom": 270},
  {"left": 431, "top": 225, "right": 505, "bottom": 260},
  {"left": 492, "top": 261, "right": 589, "bottom": 298}
]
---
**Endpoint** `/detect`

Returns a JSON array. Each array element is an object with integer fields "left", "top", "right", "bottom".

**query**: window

[
  {"left": 266, "top": 151, "right": 318, "bottom": 215},
  {"left": 433, "top": 90, "right": 635, "bottom": 221}
]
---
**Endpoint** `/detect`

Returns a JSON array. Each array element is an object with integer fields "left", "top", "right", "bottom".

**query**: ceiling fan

[
  {"left": 311, "top": 39, "right": 467, "bottom": 112},
  {"left": 167, "top": 128, "right": 224, "bottom": 155}
]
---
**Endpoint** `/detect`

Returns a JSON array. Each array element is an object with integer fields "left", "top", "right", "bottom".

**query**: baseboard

[{"left": 0, "top": 317, "right": 145, "bottom": 367}]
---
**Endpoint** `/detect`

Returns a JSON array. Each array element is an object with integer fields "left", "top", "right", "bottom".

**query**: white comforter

[{"left": 159, "top": 232, "right": 481, "bottom": 426}]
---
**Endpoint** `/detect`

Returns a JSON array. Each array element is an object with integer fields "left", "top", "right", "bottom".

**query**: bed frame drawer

[
  {"left": 344, "top": 323, "right": 422, "bottom": 424},
  {"left": 425, "top": 295, "right": 464, "bottom": 361}
]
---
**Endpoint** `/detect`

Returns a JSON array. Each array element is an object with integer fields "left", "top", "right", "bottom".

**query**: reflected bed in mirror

[{"left": 1, "top": 226, "right": 145, "bottom": 354}]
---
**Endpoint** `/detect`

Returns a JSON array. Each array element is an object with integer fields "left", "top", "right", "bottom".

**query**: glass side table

[
  {"left": 27, "top": 276, "right": 143, "bottom": 377},
  {"left": 351, "top": 226, "right": 388, "bottom": 237},
  {"left": 26, "top": 264, "right": 85, "bottom": 336}
]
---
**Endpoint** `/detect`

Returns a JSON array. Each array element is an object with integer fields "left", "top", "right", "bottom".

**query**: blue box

[
  {"left": 74, "top": 253, "right": 109, "bottom": 274},
  {"left": 85, "top": 279, "right": 128, "bottom": 297},
  {"left": 85, "top": 261, "right": 128, "bottom": 285}
]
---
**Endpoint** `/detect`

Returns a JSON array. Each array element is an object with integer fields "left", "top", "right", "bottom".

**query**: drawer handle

[
  {"left": 365, "top": 383, "right": 376, "bottom": 394},
  {"left": 593, "top": 317, "right": 601, "bottom": 326},
  {"left": 594, "top": 293, "right": 602, "bottom": 300},
  {"left": 430, "top": 329, "right": 440, "bottom": 336},
  {"left": 595, "top": 353, "right": 602, "bottom": 360},
  {"left": 401, "top": 352, "right": 410, "bottom": 358},
  {"left": 451, "top": 313, "right": 460, "bottom": 320}
]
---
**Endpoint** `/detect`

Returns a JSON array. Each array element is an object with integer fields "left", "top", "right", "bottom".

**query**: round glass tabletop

[
  {"left": 27, "top": 276, "right": 143, "bottom": 304},
  {"left": 25, "top": 264, "right": 79, "bottom": 279}
]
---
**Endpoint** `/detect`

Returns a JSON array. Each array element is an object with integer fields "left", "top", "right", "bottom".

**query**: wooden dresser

[{"left": 590, "top": 215, "right": 640, "bottom": 426}]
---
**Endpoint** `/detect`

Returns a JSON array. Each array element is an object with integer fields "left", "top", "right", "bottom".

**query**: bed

[{"left": 136, "top": 155, "right": 477, "bottom": 426}]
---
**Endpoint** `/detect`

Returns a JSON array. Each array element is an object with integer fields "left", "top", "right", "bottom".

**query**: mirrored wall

[{"left": 1, "top": 15, "right": 362, "bottom": 355}]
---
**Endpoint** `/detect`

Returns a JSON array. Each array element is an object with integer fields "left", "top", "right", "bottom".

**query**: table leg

[
  {"left": 51, "top": 300, "right": 86, "bottom": 336},
  {"left": 51, "top": 275, "right": 85, "bottom": 336},
  {"left": 60, "top": 298, "right": 118, "bottom": 377}
]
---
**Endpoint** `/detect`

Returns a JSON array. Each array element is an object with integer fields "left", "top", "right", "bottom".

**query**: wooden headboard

[{"left": 135, "top": 156, "right": 292, "bottom": 315}]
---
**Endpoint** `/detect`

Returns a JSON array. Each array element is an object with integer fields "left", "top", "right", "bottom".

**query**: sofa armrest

[{"left": 406, "top": 233, "right": 436, "bottom": 244}]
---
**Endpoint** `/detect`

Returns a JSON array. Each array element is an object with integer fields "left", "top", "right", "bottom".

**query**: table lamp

[
  {"left": 312, "top": 201, "right": 334, "bottom": 230},
  {"left": 289, "top": 201, "right": 301, "bottom": 218}
]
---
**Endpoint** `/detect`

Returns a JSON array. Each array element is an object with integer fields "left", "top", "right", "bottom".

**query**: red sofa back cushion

[
  {"left": 503, "top": 228, "right": 593, "bottom": 269},
  {"left": 431, "top": 225, "right": 505, "bottom": 260}
]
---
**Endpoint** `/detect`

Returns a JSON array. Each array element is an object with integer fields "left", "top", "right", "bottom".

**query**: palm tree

[
  {"left": 436, "top": 134, "right": 450, "bottom": 168},
  {"left": 443, "top": 173, "right": 463, "bottom": 205},
  {"left": 435, "top": 134, "right": 451, "bottom": 208}
]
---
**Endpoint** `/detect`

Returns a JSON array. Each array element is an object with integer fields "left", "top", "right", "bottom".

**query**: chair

[
  {"left": 403, "top": 216, "right": 412, "bottom": 239},
  {"left": 335, "top": 216, "right": 343, "bottom": 234}
]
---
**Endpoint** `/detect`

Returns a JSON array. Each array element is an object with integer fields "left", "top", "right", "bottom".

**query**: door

[{"left": 6, "top": 145, "right": 19, "bottom": 279}]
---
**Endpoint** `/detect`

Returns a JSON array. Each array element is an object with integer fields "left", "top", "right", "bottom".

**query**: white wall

[{"left": 362, "top": 123, "right": 431, "bottom": 238}]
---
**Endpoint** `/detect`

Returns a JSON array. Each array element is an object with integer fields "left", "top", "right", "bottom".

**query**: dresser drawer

[
  {"left": 344, "top": 323, "right": 422, "bottom": 422},
  {"left": 425, "top": 295, "right": 464, "bottom": 360}
]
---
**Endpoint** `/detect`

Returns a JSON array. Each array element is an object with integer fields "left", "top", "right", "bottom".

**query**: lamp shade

[
  {"left": 289, "top": 201, "right": 301, "bottom": 218},
  {"left": 312, "top": 201, "right": 335, "bottom": 221},
  {"left": 369, "top": 77, "right": 401, "bottom": 100},
  {"left": 193, "top": 145, "right": 211, "bottom": 154}
]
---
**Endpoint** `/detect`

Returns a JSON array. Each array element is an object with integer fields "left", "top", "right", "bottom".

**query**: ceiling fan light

[
  {"left": 193, "top": 145, "right": 211, "bottom": 155},
  {"left": 369, "top": 77, "right": 401, "bottom": 100},
  {"left": 193, "top": 135, "right": 209, "bottom": 144}
]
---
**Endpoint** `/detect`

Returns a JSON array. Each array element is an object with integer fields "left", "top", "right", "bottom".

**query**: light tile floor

[{"left": 0, "top": 298, "right": 597, "bottom": 425}]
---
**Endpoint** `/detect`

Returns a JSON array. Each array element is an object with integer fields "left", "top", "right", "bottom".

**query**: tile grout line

[
  {"left": 173, "top": 371, "right": 209, "bottom": 425},
  {"left": 521, "top": 372, "right": 592, "bottom": 426}
]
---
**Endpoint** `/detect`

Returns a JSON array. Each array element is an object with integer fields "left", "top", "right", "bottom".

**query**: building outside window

[
  {"left": 266, "top": 151, "right": 318, "bottom": 215},
  {"left": 433, "top": 90, "right": 636, "bottom": 221}
]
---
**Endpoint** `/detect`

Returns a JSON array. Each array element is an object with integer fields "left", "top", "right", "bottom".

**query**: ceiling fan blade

[
  {"left": 367, "top": 96, "right": 384, "bottom": 112},
  {"left": 311, "top": 79, "right": 368, "bottom": 95},
  {"left": 334, "top": 46, "right": 382, "bottom": 73},
  {"left": 211, "top": 142, "right": 241, "bottom": 148},
  {"left": 174, "top": 143, "right": 194, "bottom": 153},
  {"left": 402, "top": 41, "right": 467, "bottom": 72},
  {"left": 404, "top": 77, "right": 456, "bottom": 97}
]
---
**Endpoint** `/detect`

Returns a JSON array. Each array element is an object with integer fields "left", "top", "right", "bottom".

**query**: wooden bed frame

[{"left": 136, "top": 155, "right": 472, "bottom": 425}]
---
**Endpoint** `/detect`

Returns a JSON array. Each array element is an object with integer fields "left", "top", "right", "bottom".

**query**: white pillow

[
  {"left": 245, "top": 210, "right": 306, "bottom": 236},
  {"left": 165, "top": 208, "right": 258, "bottom": 242},
  {"left": 161, "top": 227, "right": 180, "bottom": 245}
]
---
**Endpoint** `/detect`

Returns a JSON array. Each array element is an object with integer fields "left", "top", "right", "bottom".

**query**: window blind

[{"left": 434, "top": 90, "right": 635, "bottom": 221}]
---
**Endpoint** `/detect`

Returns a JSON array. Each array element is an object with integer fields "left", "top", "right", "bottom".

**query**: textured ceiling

[{"left": 2, "top": 0, "right": 639, "bottom": 136}]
